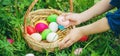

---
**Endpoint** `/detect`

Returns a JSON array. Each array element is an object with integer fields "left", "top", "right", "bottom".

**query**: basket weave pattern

[
  {"left": 23, "top": 9, "right": 73, "bottom": 52},
  {"left": 23, "top": 0, "right": 74, "bottom": 52}
]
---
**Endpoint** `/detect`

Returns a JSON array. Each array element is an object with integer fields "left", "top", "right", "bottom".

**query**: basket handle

[
  {"left": 70, "top": 0, "right": 73, "bottom": 12},
  {"left": 23, "top": 0, "right": 73, "bottom": 34},
  {"left": 24, "top": 0, "right": 38, "bottom": 34}
]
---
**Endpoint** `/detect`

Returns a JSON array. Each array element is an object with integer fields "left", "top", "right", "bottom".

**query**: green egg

[
  {"left": 47, "top": 14, "right": 58, "bottom": 22},
  {"left": 41, "top": 29, "right": 52, "bottom": 40}
]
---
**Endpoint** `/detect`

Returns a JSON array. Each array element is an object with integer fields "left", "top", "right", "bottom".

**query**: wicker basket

[{"left": 23, "top": 0, "right": 74, "bottom": 52}]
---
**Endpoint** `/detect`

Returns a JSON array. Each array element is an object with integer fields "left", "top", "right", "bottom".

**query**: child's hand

[
  {"left": 59, "top": 28, "right": 83, "bottom": 49},
  {"left": 57, "top": 13, "right": 84, "bottom": 27}
]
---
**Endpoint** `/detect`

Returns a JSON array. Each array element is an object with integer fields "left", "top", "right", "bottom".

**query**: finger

[
  {"left": 59, "top": 36, "right": 70, "bottom": 49},
  {"left": 60, "top": 34, "right": 73, "bottom": 49},
  {"left": 64, "top": 24, "right": 70, "bottom": 28},
  {"left": 61, "top": 13, "right": 67, "bottom": 16},
  {"left": 64, "top": 21, "right": 76, "bottom": 27},
  {"left": 57, "top": 14, "right": 69, "bottom": 22},
  {"left": 62, "top": 39, "right": 74, "bottom": 49},
  {"left": 69, "top": 21, "right": 77, "bottom": 26},
  {"left": 64, "top": 14, "right": 72, "bottom": 20},
  {"left": 60, "top": 13, "right": 73, "bottom": 22},
  {"left": 61, "top": 13, "right": 72, "bottom": 21}
]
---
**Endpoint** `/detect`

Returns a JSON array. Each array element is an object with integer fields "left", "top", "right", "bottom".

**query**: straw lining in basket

[
  {"left": 23, "top": 9, "right": 73, "bottom": 52},
  {"left": 23, "top": 0, "right": 74, "bottom": 52}
]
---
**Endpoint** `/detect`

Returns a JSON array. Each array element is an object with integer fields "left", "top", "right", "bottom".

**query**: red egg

[
  {"left": 35, "top": 23, "right": 48, "bottom": 33},
  {"left": 27, "top": 25, "right": 36, "bottom": 35},
  {"left": 79, "top": 35, "right": 88, "bottom": 42}
]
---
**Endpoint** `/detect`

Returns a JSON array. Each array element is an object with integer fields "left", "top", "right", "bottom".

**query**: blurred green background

[{"left": 0, "top": 0, "right": 120, "bottom": 56}]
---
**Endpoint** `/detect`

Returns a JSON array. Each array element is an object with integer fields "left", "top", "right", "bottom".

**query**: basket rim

[{"left": 22, "top": 0, "right": 74, "bottom": 52}]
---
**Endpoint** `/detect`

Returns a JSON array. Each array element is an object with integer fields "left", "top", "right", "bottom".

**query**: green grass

[{"left": 0, "top": 0, "right": 120, "bottom": 56}]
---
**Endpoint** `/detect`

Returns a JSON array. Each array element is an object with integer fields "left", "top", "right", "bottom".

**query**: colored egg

[
  {"left": 58, "top": 24, "right": 65, "bottom": 30},
  {"left": 47, "top": 14, "right": 58, "bottom": 22},
  {"left": 74, "top": 48, "right": 83, "bottom": 55},
  {"left": 34, "top": 20, "right": 48, "bottom": 26},
  {"left": 41, "top": 29, "right": 52, "bottom": 40},
  {"left": 35, "top": 23, "right": 48, "bottom": 33},
  {"left": 7, "top": 38, "right": 14, "bottom": 44},
  {"left": 79, "top": 35, "right": 88, "bottom": 42},
  {"left": 27, "top": 25, "right": 36, "bottom": 35},
  {"left": 46, "top": 32, "right": 59, "bottom": 42},
  {"left": 57, "top": 16, "right": 70, "bottom": 27},
  {"left": 49, "top": 22, "right": 58, "bottom": 32},
  {"left": 30, "top": 33, "right": 42, "bottom": 42},
  {"left": 25, "top": 53, "right": 34, "bottom": 56}
]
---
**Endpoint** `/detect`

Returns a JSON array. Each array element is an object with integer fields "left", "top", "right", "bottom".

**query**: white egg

[
  {"left": 25, "top": 53, "right": 34, "bottom": 56},
  {"left": 74, "top": 48, "right": 83, "bottom": 55},
  {"left": 49, "top": 22, "right": 58, "bottom": 32},
  {"left": 30, "top": 33, "right": 42, "bottom": 42},
  {"left": 46, "top": 32, "right": 59, "bottom": 42}
]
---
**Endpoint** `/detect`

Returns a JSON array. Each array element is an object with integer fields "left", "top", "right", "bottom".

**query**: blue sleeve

[
  {"left": 106, "top": 0, "right": 120, "bottom": 36},
  {"left": 110, "top": 0, "right": 120, "bottom": 8},
  {"left": 106, "top": 9, "right": 120, "bottom": 36}
]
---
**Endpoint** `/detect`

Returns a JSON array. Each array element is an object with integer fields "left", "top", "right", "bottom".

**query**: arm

[
  {"left": 80, "top": 0, "right": 113, "bottom": 22},
  {"left": 59, "top": 0, "right": 112, "bottom": 49},
  {"left": 59, "top": 17, "right": 110, "bottom": 49},
  {"left": 79, "top": 17, "right": 110, "bottom": 35},
  {"left": 58, "top": 0, "right": 113, "bottom": 27}
]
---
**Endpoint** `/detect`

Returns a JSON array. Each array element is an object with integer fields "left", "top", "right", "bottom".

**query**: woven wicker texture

[{"left": 23, "top": 0, "right": 74, "bottom": 52}]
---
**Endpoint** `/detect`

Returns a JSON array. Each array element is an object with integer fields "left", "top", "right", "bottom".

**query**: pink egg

[
  {"left": 35, "top": 23, "right": 48, "bottom": 33},
  {"left": 74, "top": 48, "right": 83, "bottom": 55},
  {"left": 7, "top": 38, "right": 14, "bottom": 44},
  {"left": 57, "top": 16, "right": 70, "bottom": 28}
]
